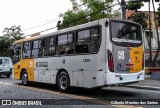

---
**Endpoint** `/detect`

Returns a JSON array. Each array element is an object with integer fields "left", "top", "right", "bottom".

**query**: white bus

[{"left": 12, "top": 18, "right": 145, "bottom": 91}]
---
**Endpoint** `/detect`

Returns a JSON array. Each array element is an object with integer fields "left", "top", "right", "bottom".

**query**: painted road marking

[{"left": 0, "top": 81, "right": 143, "bottom": 108}]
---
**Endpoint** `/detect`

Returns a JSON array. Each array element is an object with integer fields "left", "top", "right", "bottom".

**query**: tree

[
  {"left": 156, "top": 4, "right": 160, "bottom": 27},
  {"left": 127, "top": 1, "right": 144, "bottom": 11},
  {"left": 127, "top": 12, "right": 148, "bottom": 29},
  {"left": 57, "top": 0, "right": 116, "bottom": 30},
  {"left": 126, "top": 1, "right": 147, "bottom": 29},
  {"left": 57, "top": 10, "right": 88, "bottom": 30},
  {"left": 127, "top": 1, "right": 160, "bottom": 67},
  {"left": 0, "top": 25, "right": 24, "bottom": 57},
  {"left": 126, "top": 1, "right": 153, "bottom": 67},
  {"left": 3, "top": 25, "right": 24, "bottom": 41}
]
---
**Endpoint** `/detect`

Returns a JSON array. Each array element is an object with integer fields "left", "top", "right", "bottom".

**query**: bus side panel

[
  {"left": 20, "top": 59, "right": 34, "bottom": 81},
  {"left": 96, "top": 21, "right": 107, "bottom": 87},
  {"left": 49, "top": 57, "right": 61, "bottom": 84},
  {"left": 104, "top": 20, "right": 116, "bottom": 85},
  {"left": 13, "top": 62, "right": 20, "bottom": 80},
  {"left": 61, "top": 55, "right": 102, "bottom": 88},
  {"left": 34, "top": 57, "right": 61, "bottom": 84}
]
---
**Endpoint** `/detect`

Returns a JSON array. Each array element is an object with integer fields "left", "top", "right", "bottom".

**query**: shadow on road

[{"left": 15, "top": 81, "right": 139, "bottom": 100}]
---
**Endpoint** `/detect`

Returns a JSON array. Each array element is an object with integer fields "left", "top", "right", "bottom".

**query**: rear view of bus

[{"left": 106, "top": 19, "right": 144, "bottom": 85}]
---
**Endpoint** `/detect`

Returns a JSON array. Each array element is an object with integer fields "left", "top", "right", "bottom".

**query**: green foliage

[
  {"left": 0, "top": 25, "right": 24, "bottom": 57},
  {"left": 156, "top": 4, "right": 160, "bottom": 27},
  {"left": 3, "top": 25, "right": 24, "bottom": 41},
  {"left": 57, "top": 0, "right": 116, "bottom": 30},
  {"left": 127, "top": 1, "right": 148, "bottom": 29},
  {"left": 127, "top": 1, "right": 144, "bottom": 11},
  {"left": 128, "top": 12, "right": 148, "bottom": 29},
  {"left": 57, "top": 10, "right": 88, "bottom": 30}
]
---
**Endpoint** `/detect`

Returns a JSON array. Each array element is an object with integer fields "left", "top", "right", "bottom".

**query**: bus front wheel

[
  {"left": 57, "top": 71, "right": 70, "bottom": 92},
  {"left": 21, "top": 71, "right": 28, "bottom": 86}
]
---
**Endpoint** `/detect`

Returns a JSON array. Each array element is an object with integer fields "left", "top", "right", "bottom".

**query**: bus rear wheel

[
  {"left": 57, "top": 71, "right": 70, "bottom": 92},
  {"left": 21, "top": 71, "right": 28, "bottom": 86}
]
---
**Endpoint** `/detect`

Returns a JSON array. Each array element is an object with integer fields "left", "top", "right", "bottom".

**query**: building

[
  {"left": 126, "top": 11, "right": 160, "bottom": 67},
  {"left": 125, "top": 11, "right": 160, "bottom": 50}
]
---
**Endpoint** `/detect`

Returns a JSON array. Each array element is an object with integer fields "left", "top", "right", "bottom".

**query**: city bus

[{"left": 12, "top": 18, "right": 145, "bottom": 91}]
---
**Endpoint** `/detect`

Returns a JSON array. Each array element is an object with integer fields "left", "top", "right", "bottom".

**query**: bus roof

[
  {"left": 14, "top": 19, "right": 101, "bottom": 44},
  {"left": 13, "top": 18, "right": 140, "bottom": 44}
]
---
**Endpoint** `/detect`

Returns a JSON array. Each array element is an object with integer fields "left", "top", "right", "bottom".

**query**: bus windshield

[{"left": 111, "top": 21, "right": 142, "bottom": 46}]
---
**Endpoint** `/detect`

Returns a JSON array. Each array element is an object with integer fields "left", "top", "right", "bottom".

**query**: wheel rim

[
  {"left": 59, "top": 75, "right": 68, "bottom": 90},
  {"left": 22, "top": 73, "right": 27, "bottom": 85}
]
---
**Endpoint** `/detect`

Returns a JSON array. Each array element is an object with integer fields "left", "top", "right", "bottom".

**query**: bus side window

[
  {"left": 13, "top": 44, "right": 21, "bottom": 63},
  {"left": 56, "top": 34, "right": 67, "bottom": 55},
  {"left": 49, "top": 37, "right": 55, "bottom": 56},
  {"left": 90, "top": 28, "right": 100, "bottom": 40},
  {"left": 75, "top": 27, "right": 100, "bottom": 54},
  {"left": 43, "top": 38, "right": 49, "bottom": 57},
  {"left": 66, "top": 33, "right": 74, "bottom": 54},
  {"left": 43, "top": 37, "right": 55, "bottom": 57},
  {"left": 75, "top": 29, "right": 90, "bottom": 54},
  {"left": 22, "top": 42, "right": 31, "bottom": 58},
  {"left": 56, "top": 33, "right": 74, "bottom": 55},
  {"left": 31, "top": 40, "right": 42, "bottom": 58},
  {"left": 90, "top": 27, "right": 100, "bottom": 53}
]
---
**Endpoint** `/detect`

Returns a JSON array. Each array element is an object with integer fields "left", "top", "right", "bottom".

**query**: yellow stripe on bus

[{"left": 130, "top": 46, "right": 143, "bottom": 73}]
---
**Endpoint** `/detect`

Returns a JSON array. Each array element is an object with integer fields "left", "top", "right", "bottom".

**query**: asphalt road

[{"left": 0, "top": 76, "right": 160, "bottom": 108}]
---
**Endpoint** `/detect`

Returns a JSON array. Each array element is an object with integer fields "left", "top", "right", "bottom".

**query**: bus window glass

[
  {"left": 33, "top": 40, "right": 39, "bottom": 49},
  {"left": 78, "top": 30, "right": 90, "bottom": 42},
  {"left": 68, "top": 34, "right": 73, "bottom": 43},
  {"left": 56, "top": 34, "right": 74, "bottom": 55},
  {"left": 14, "top": 44, "right": 21, "bottom": 63},
  {"left": 31, "top": 40, "right": 42, "bottom": 58},
  {"left": 49, "top": 37, "right": 54, "bottom": 46},
  {"left": 111, "top": 21, "right": 141, "bottom": 45},
  {"left": 91, "top": 28, "right": 100, "bottom": 40},
  {"left": 22, "top": 42, "right": 31, "bottom": 58},
  {"left": 43, "top": 38, "right": 50, "bottom": 56},
  {"left": 76, "top": 27, "right": 100, "bottom": 54},
  {"left": 58, "top": 34, "right": 67, "bottom": 45},
  {"left": 49, "top": 37, "right": 55, "bottom": 56}
]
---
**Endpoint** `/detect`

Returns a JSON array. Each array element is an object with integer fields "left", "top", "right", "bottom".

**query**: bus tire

[
  {"left": 57, "top": 71, "right": 70, "bottom": 92},
  {"left": 21, "top": 71, "right": 28, "bottom": 86}
]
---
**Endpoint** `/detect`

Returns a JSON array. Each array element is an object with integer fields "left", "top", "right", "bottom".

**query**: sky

[
  {"left": 0, "top": 0, "right": 159, "bottom": 37},
  {"left": 0, "top": 0, "right": 72, "bottom": 36}
]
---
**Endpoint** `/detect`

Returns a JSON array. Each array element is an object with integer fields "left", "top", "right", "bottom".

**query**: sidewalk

[{"left": 125, "top": 75, "right": 160, "bottom": 91}]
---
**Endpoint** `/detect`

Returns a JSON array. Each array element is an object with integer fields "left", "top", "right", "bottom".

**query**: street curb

[{"left": 124, "top": 85, "right": 160, "bottom": 91}]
